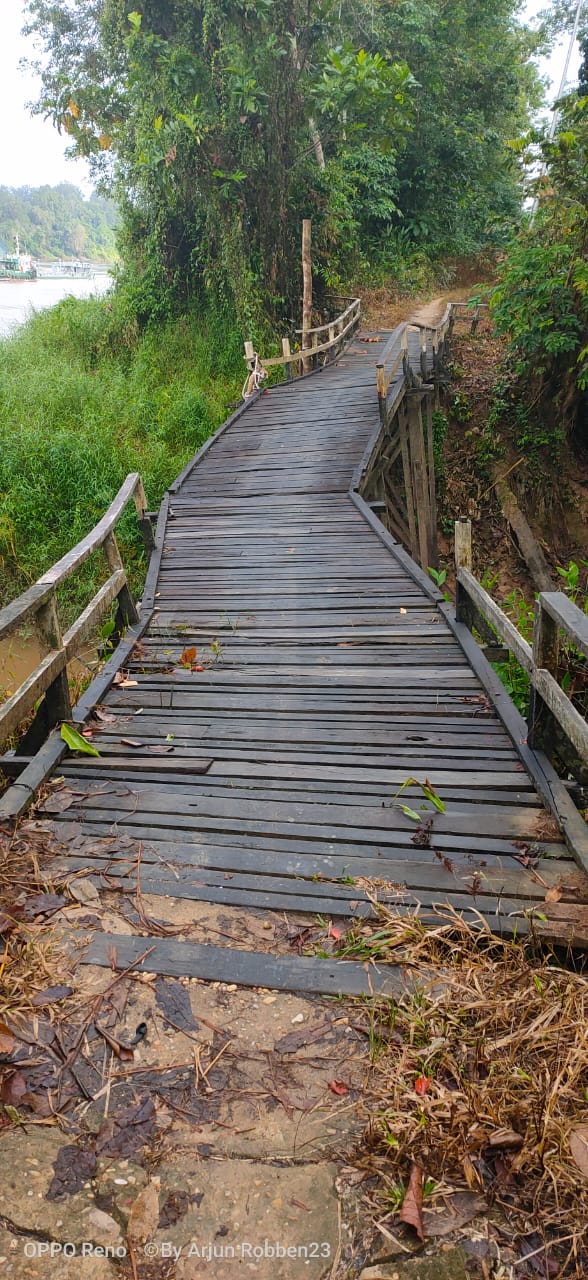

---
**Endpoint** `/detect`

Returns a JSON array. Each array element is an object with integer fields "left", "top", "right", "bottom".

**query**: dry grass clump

[
  {"left": 0, "top": 820, "right": 74, "bottom": 1020},
  {"left": 344, "top": 904, "right": 588, "bottom": 1278}
]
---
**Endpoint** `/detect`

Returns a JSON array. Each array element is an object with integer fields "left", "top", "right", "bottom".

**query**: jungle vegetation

[
  {"left": 0, "top": 184, "right": 117, "bottom": 261},
  {"left": 23, "top": 0, "right": 549, "bottom": 331}
]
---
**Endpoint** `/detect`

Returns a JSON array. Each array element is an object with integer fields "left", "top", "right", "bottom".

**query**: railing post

[
  {"left": 105, "top": 532, "right": 139, "bottom": 636},
  {"left": 282, "top": 337, "right": 293, "bottom": 381},
  {"left": 455, "top": 518, "right": 473, "bottom": 625},
  {"left": 401, "top": 328, "right": 409, "bottom": 379},
  {"left": 528, "top": 596, "right": 559, "bottom": 750},
  {"left": 133, "top": 476, "right": 155, "bottom": 557},
  {"left": 376, "top": 363, "right": 387, "bottom": 424},
  {"left": 37, "top": 593, "right": 70, "bottom": 711},
  {"left": 16, "top": 592, "right": 71, "bottom": 756}
]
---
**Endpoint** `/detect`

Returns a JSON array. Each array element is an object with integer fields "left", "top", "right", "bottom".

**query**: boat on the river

[
  {"left": 0, "top": 236, "right": 37, "bottom": 281},
  {"left": 36, "top": 260, "right": 96, "bottom": 280}
]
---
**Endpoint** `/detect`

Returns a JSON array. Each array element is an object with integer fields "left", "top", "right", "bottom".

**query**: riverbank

[{"left": 0, "top": 293, "right": 244, "bottom": 615}]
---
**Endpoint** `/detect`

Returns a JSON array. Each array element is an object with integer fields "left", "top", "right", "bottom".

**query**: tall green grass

[{"left": 0, "top": 293, "right": 244, "bottom": 615}]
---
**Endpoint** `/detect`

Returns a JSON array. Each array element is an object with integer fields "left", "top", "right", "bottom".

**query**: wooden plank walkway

[{"left": 46, "top": 330, "right": 588, "bottom": 989}]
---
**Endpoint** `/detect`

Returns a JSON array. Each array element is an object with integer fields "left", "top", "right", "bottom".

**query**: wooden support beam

[
  {"left": 398, "top": 402, "right": 418, "bottom": 562},
  {"left": 407, "top": 395, "right": 431, "bottom": 570}
]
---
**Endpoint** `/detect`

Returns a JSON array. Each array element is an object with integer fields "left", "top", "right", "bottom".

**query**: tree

[
  {"left": 23, "top": 0, "right": 546, "bottom": 323},
  {"left": 491, "top": 93, "right": 588, "bottom": 444}
]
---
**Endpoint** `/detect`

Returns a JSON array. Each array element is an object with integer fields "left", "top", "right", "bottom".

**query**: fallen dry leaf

[
  {"left": 95, "top": 1024, "right": 135, "bottom": 1062},
  {"left": 328, "top": 1079, "right": 349, "bottom": 1096},
  {"left": 423, "top": 1192, "right": 487, "bottom": 1238},
  {"left": 0, "top": 1071, "right": 27, "bottom": 1105},
  {"left": 487, "top": 1128, "right": 524, "bottom": 1151},
  {"left": 127, "top": 1181, "right": 160, "bottom": 1246},
  {"left": 69, "top": 879, "right": 101, "bottom": 907},
  {"left": 0, "top": 1022, "right": 16, "bottom": 1055},
  {"left": 399, "top": 1162, "right": 424, "bottom": 1241},
  {"left": 570, "top": 1125, "right": 588, "bottom": 1179},
  {"left": 31, "top": 985, "right": 74, "bottom": 1007},
  {"left": 40, "top": 789, "right": 76, "bottom": 814},
  {"left": 180, "top": 647, "right": 197, "bottom": 668},
  {"left": 544, "top": 885, "right": 563, "bottom": 903},
  {"left": 415, "top": 1075, "right": 431, "bottom": 1096}
]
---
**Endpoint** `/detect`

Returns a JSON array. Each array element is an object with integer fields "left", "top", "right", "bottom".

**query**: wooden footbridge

[{"left": 2, "top": 299, "right": 588, "bottom": 994}]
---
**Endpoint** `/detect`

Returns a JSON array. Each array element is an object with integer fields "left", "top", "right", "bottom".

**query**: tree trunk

[
  {"left": 492, "top": 465, "right": 555, "bottom": 592},
  {"left": 302, "top": 219, "right": 312, "bottom": 374}
]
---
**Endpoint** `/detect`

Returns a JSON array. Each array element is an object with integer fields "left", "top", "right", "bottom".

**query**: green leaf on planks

[
  {"left": 399, "top": 804, "right": 422, "bottom": 822},
  {"left": 60, "top": 724, "right": 101, "bottom": 757}
]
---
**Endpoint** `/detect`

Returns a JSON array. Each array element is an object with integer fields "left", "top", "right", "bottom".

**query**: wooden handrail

[
  {"left": 454, "top": 518, "right": 588, "bottom": 771},
  {"left": 0, "top": 472, "right": 152, "bottom": 755},
  {"left": 376, "top": 300, "right": 489, "bottom": 423},
  {"left": 295, "top": 297, "right": 360, "bottom": 338},
  {"left": 243, "top": 297, "right": 361, "bottom": 386}
]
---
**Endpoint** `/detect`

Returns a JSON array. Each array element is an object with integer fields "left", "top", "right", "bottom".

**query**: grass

[
  {"left": 341, "top": 901, "right": 588, "bottom": 1278},
  {"left": 0, "top": 292, "right": 244, "bottom": 619}
]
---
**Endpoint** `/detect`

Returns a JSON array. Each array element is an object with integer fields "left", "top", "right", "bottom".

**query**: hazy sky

[{"left": 0, "top": 0, "right": 582, "bottom": 193}]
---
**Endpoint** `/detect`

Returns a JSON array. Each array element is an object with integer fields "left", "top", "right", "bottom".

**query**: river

[{"left": 0, "top": 272, "right": 112, "bottom": 337}]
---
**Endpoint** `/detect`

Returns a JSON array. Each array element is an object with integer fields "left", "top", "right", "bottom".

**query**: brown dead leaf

[
  {"left": 120, "top": 738, "right": 143, "bottom": 748},
  {"left": 0, "top": 1022, "right": 16, "bottom": 1055},
  {"left": 95, "top": 1024, "right": 135, "bottom": 1062},
  {"left": 127, "top": 1181, "right": 160, "bottom": 1246},
  {"left": 399, "top": 1163, "right": 424, "bottom": 1241},
  {"left": 180, "top": 647, "right": 197, "bottom": 668},
  {"left": 423, "top": 1192, "right": 487, "bottom": 1238},
  {"left": 274, "top": 1021, "right": 331, "bottom": 1055},
  {"left": 40, "top": 789, "right": 76, "bottom": 814},
  {"left": 31, "top": 985, "right": 74, "bottom": 1007},
  {"left": 0, "top": 1071, "right": 27, "bottom": 1105},
  {"left": 544, "top": 885, "right": 563, "bottom": 904},
  {"left": 328, "top": 1079, "right": 349, "bottom": 1096},
  {"left": 570, "top": 1125, "right": 588, "bottom": 1179}
]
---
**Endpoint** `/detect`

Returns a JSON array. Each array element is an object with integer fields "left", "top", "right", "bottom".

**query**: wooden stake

[{"left": 302, "top": 219, "right": 312, "bottom": 374}]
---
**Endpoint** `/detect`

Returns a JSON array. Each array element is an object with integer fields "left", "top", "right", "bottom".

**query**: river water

[{"left": 0, "top": 272, "right": 112, "bottom": 337}]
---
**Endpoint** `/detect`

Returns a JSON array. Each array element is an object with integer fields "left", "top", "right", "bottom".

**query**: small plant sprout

[{"left": 390, "top": 777, "right": 446, "bottom": 822}]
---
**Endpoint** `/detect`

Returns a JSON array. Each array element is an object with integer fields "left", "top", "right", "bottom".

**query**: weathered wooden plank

[{"left": 83, "top": 933, "right": 410, "bottom": 997}]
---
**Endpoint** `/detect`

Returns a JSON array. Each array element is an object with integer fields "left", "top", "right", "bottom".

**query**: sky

[{"left": 0, "top": 0, "right": 583, "bottom": 194}]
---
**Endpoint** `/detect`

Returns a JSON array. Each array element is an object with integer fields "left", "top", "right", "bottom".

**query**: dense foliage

[
  {"left": 0, "top": 184, "right": 117, "bottom": 261},
  {"left": 491, "top": 93, "right": 588, "bottom": 444},
  {"left": 0, "top": 295, "right": 243, "bottom": 608},
  {"left": 24, "top": 0, "right": 545, "bottom": 328}
]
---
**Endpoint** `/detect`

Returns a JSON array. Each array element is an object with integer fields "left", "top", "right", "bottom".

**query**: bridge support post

[
  {"left": 376, "top": 363, "right": 387, "bottom": 424},
  {"left": 15, "top": 593, "right": 72, "bottom": 757},
  {"left": 455, "top": 518, "right": 473, "bottom": 626},
  {"left": 105, "top": 532, "right": 139, "bottom": 639},
  {"left": 528, "top": 598, "right": 559, "bottom": 752}
]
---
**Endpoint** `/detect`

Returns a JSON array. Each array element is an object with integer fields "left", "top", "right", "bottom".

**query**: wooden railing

[
  {"left": 455, "top": 517, "right": 588, "bottom": 780},
  {"left": 0, "top": 473, "right": 153, "bottom": 761},
  {"left": 376, "top": 301, "right": 489, "bottom": 424},
  {"left": 243, "top": 296, "right": 361, "bottom": 389}
]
